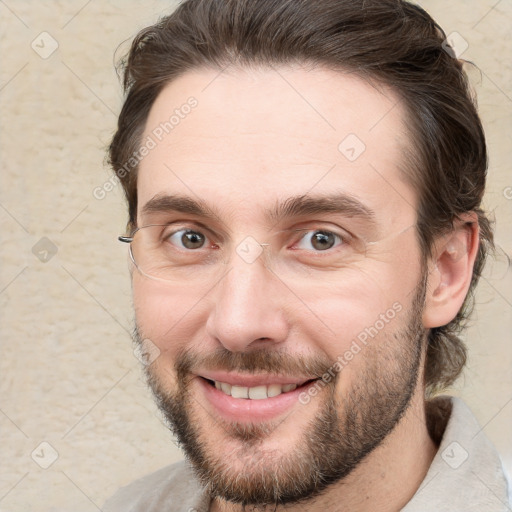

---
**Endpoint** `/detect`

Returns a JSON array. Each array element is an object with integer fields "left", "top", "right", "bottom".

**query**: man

[{"left": 104, "top": 0, "right": 510, "bottom": 510}]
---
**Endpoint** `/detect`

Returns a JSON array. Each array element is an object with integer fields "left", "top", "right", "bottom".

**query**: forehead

[{"left": 137, "top": 65, "right": 417, "bottom": 230}]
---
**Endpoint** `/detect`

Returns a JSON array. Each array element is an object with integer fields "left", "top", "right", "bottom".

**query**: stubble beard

[{"left": 139, "top": 278, "right": 427, "bottom": 509}]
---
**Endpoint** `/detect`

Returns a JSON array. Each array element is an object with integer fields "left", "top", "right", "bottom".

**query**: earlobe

[{"left": 423, "top": 214, "right": 480, "bottom": 328}]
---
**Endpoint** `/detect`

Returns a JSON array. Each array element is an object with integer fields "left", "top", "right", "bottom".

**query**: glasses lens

[{"left": 131, "top": 225, "right": 224, "bottom": 281}]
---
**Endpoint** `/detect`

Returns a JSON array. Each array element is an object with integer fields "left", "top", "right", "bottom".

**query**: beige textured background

[{"left": 0, "top": 1, "right": 510, "bottom": 510}]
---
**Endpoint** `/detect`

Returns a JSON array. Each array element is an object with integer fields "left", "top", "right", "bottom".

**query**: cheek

[
  {"left": 133, "top": 275, "right": 210, "bottom": 359},
  {"left": 293, "top": 263, "right": 418, "bottom": 363}
]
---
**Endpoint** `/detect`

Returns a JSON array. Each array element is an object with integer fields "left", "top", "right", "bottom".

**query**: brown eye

[
  {"left": 297, "top": 230, "right": 341, "bottom": 251},
  {"left": 169, "top": 229, "right": 206, "bottom": 249}
]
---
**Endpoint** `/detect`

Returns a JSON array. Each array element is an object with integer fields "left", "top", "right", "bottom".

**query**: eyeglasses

[
  {"left": 118, "top": 223, "right": 413, "bottom": 283},
  {"left": 119, "top": 224, "right": 216, "bottom": 282}
]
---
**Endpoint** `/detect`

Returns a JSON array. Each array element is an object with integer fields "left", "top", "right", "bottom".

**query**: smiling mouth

[{"left": 202, "top": 377, "right": 319, "bottom": 400}]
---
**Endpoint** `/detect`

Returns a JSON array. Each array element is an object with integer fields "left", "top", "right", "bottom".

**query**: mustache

[
  {"left": 174, "top": 345, "right": 335, "bottom": 383},
  {"left": 133, "top": 327, "right": 338, "bottom": 385}
]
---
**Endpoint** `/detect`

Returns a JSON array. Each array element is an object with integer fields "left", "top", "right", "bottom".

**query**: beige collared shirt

[{"left": 103, "top": 397, "right": 510, "bottom": 511}]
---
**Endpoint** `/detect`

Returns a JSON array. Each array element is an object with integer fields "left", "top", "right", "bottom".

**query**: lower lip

[{"left": 197, "top": 377, "right": 318, "bottom": 423}]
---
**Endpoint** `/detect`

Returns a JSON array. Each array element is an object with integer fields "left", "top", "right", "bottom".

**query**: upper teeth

[{"left": 214, "top": 381, "right": 298, "bottom": 399}]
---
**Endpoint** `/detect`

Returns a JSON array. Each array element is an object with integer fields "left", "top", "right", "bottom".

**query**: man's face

[{"left": 133, "top": 65, "right": 427, "bottom": 505}]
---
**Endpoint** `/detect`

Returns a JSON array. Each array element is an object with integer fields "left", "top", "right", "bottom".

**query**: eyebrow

[
  {"left": 141, "top": 194, "right": 222, "bottom": 223},
  {"left": 140, "top": 192, "right": 375, "bottom": 227},
  {"left": 268, "top": 193, "right": 375, "bottom": 225}
]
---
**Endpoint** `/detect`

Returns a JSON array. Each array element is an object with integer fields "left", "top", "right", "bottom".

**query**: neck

[{"left": 210, "top": 390, "right": 438, "bottom": 512}]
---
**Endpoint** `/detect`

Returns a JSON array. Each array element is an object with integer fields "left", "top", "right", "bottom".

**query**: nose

[{"left": 205, "top": 254, "right": 290, "bottom": 352}]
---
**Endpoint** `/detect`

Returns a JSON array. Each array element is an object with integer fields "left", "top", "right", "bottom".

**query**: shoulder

[{"left": 103, "top": 459, "right": 210, "bottom": 512}]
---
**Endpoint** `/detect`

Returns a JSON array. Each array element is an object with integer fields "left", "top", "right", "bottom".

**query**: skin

[{"left": 130, "top": 64, "right": 479, "bottom": 511}]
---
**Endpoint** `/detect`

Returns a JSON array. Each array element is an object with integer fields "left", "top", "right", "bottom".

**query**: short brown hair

[{"left": 109, "top": 0, "right": 493, "bottom": 396}]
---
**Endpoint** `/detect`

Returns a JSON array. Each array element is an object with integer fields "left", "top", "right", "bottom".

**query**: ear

[{"left": 423, "top": 213, "right": 480, "bottom": 328}]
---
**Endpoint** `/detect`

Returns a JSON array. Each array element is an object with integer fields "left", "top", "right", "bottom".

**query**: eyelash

[{"left": 162, "top": 225, "right": 350, "bottom": 253}]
